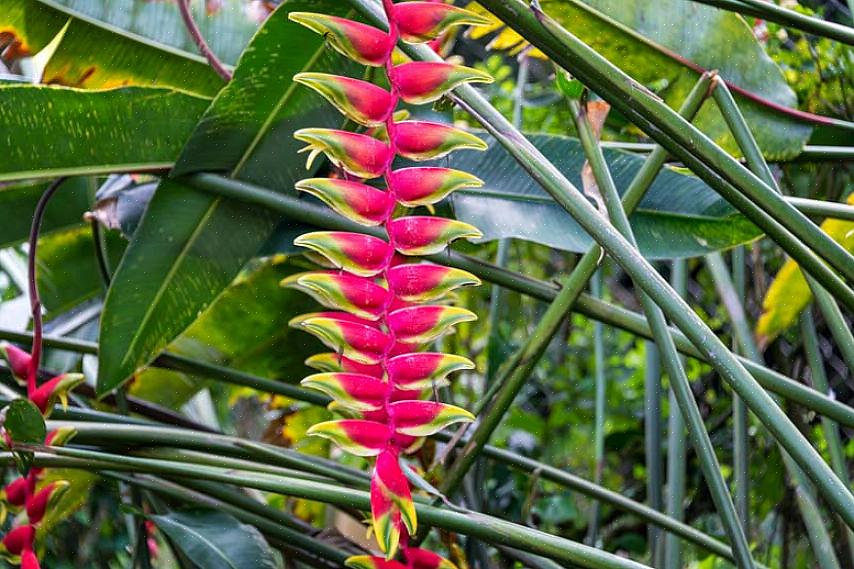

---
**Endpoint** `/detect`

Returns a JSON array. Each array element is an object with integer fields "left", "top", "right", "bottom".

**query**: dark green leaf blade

[
  {"left": 0, "top": 84, "right": 208, "bottom": 183},
  {"left": 97, "top": 0, "right": 358, "bottom": 394},
  {"left": 3, "top": 399, "right": 46, "bottom": 444},
  {"left": 450, "top": 133, "right": 762, "bottom": 259},
  {"left": 0, "top": 178, "right": 93, "bottom": 249},
  {"left": 151, "top": 510, "right": 277, "bottom": 569}
]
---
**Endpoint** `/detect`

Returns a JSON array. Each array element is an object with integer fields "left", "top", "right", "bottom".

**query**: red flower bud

[
  {"left": 21, "top": 548, "right": 40, "bottom": 569},
  {"left": 26, "top": 481, "right": 69, "bottom": 525},
  {"left": 2, "top": 525, "right": 35, "bottom": 555},
  {"left": 0, "top": 343, "right": 31, "bottom": 384}
]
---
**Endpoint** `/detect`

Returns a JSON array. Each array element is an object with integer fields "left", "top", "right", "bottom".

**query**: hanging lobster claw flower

[
  {"left": 1, "top": 477, "right": 31, "bottom": 508},
  {"left": 296, "top": 178, "right": 394, "bottom": 226},
  {"left": 0, "top": 343, "right": 31, "bottom": 384},
  {"left": 20, "top": 549, "right": 39, "bottom": 569},
  {"left": 295, "top": 129, "right": 391, "bottom": 179},
  {"left": 305, "top": 353, "right": 384, "bottom": 377},
  {"left": 301, "top": 373, "right": 388, "bottom": 412},
  {"left": 346, "top": 556, "right": 406, "bottom": 569},
  {"left": 388, "top": 305, "right": 476, "bottom": 344},
  {"left": 289, "top": 13, "right": 392, "bottom": 66},
  {"left": 389, "top": 401, "right": 474, "bottom": 437},
  {"left": 25, "top": 481, "right": 69, "bottom": 525},
  {"left": 293, "top": 315, "right": 391, "bottom": 365},
  {"left": 284, "top": 272, "right": 391, "bottom": 321},
  {"left": 388, "top": 216, "right": 482, "bottom": 256},
  {"left": 386, "top": 352, "right": 474, "bottom": 390},
  {"left": 307, "top": 420, "right": 390, "bottom": 456},
  {"left": 393, "top": 62, "right": 492, "bottom": 104},
  {"left": 387, "top": 264, "right": 480, "bottom": 302},
  {"left": 371, "top": 450, "right": 416, "bottom": 559},
  {"left": 393, "top": 2, "right": 492, "bottom": 43},
  {"left": 294, "top": 73, "right": 393, "bottom": 126},
  {"left": 45, "top": 426, "right": 77, "bottom": 447},
  {"left": 1, "top": 524, "right": 35, "bottom": 556},
  {"left": 294, "top": 232, "right": 393, "bottom": 277},
  {"left": 30, "top": 373, "right": 85, "bottom": 415},
  {"left": 393, "top": 121, "right": 487, "bottom": 161},
  {"left": 389, "top": 167, "right": 483, "bottom": 207},
  {"left": 405, "top": 548, "right": 459, "bottom": 569}
]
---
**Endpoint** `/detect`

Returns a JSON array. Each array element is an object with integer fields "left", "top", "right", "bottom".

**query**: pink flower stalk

[{"left": 289, "top": 2, "right": 490, "bottom": 565}]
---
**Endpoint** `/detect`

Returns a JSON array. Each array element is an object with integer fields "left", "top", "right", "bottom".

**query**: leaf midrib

[{"left": 156, "top": 518, "right": 239, "bottom": 569}]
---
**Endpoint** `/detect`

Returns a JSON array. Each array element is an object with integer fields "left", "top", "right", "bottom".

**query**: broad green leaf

[
  {"left": 0, "top": 84, "right": 208, "bottom": 183},
  {"left": 3, "top": 399, "right": 46, "bottom": 444},
  {"left": 471, "top": 0, "right": 815, "bottom": 160},
  {"left": 97, "top": 0, "right": 359, "bottom": 394},
  {"left": 0, "top": 0, "right": 225, "bottom": 95},
  {"left": 449, "top": 133, "right": 762, "bottom": 259},
  {"left": 757, "top": 194, "right": 854, "bottom": 343},
  {"left": 0, "top": 177, "right": 93, "bottom": 248},
  {"left": 50, "top": 0, "right": 260, "bottom": 66},
  {"left": 150, "top": 509, "right": 277, "bottom": 569}
]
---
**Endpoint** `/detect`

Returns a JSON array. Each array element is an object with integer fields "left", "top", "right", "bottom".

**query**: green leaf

[
  {"left": 0, "top": 0, "right": 225, "bottom": 96},
  {"left": 449, "top": 133, "right": 762, "bottom": 259},
  {"left": 0, "top": 177, "right": 93, "bottom": 249},
  {"left": 0, "top": 84, "right": 209, "bottom": 183},
  {"left": 97, "top": 0, "right": 359, "bottom": 394},
  {"left": 49, "top": 0, "right": 260, "bottom": 66},
  {"left": 475, "top": 0, "right": 814, "bottom": 159},
  {"left": 3, "top": 399, "right": 46, "bottom": 444},
  {"left": 150, "top": 509, "right": 277, "bottom": 569}
]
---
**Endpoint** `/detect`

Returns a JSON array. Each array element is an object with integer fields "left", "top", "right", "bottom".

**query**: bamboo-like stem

[
  {"left": 13, "top": 448, "right": 654, "bottom": 569},
  {"left": 811, "top": 284, "right": 854, "bottom": 373},
  {"left": 663, "top": 260, "right": 687, "bottom": 569},
  {"left": 643, "top": 339, "right": 663, "bottom": 563},
  {"left": 588, "top": 269, "right": 606, "bottom": 546},
  {"left": 800, "top": 308, "right": 854, "bottom": 566},
  {"left": 688, "top": 0, "right": 854, "bottom": 46},
  {"left": 730, "top": 246, "right": 750, "bottom": 532},
  {"left": 568, "top": 98, "right": 752, "bottom": 568},
  {"left": 462, "top": 0, "right": 854, "bottom": 303},
  {"left": 176, "top": 0, "right": 232, "bottom": 81}
]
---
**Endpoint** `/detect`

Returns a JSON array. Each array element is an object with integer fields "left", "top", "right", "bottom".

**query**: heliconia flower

[
  {"left": 393, "top": 2, "right": 492, "bottom": 43},
  {"left": 371, "top": 450, "right": 416, "bottom": 558},
  {"left": 346, "top": 555, "right": 407, "bottom": 569},
  {"left": 405, "top": 548, "right": 460, "bottom": 569},
  {"left": 389, "top": 401, "right": 474, "bottom": 437},
  {"left": 301, "top": 372, "right": 388, "bottom": 412},
  {"left": 21, "top": 548, "right": 40, "bottom": 569},
  {"left": 387, "top": 264, "right": 480, "bottom": 302},
  {"left": 1, "top": 524, "right": 34, "bottom": 555},
  {"left": 25, "top": 481, "right": 69, "bottom": 525},
  {"left": 388, "top": 305, "right": 476, "bottom": 344},
  {"left": 294, "top": 232, "right": 393, "bottom": 277},
  {"left": 388, "top": 216, "right": 482, "bottom": 256},
  {"left": 305, "top": 353, "right": 384, "bottom": 377},
  {"left": 1, "top": 477, "right": 31, "bottom": 508},
  {"left": 393, "top": 121, "right": 487, "bottom": 161},
  {"left": 284, "top": 272, "right": 391, "bottom": 321},
  {"left": 0, "top": 343, "right": 31, "bottom": 384},
  {"left": 307, "top": 420, "right": 390, "bottom": 456},
  {"left": 294, "top": 73, "right": 393, "bottom": 127},
  {"left": 392, "top": 62, "right": 492, "bottom": 104},
  {"left": 294, "top": 316, "right": 391, "bottom": 365},
  {"left": 44, "top": 427, "right": 76, "bottom": 447},
  {"left": 295, "top": 129, "right": 390, "bottom": 179},
  {"left": 29, "top": 373, "right": 85, "bottom": 416},
  {"left": 386, "top": 352, "right": 474, "bottom": 390},
  {"left": 295, "top": 178, "right": 394, "bottom": 226},
  {"left": 289, "top": 13, "right": 392, "bottom": 66},
  {"left": 389, "top": 167, "right": 483, "bottom": 207}
]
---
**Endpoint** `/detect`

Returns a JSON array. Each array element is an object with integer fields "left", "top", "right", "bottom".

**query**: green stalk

[
  {"left": 810, "top": 283, "right": 854, "bottom": 373},
  {"left": 20, "top": 448, "right": 654, "bottom": 569},
  {"left": 109, "top": 473, "right": 350, "bottom": 566},
  {"left": 588, "top": 269, "right": 606, "bottom": 546},
  {"left": 730, "top": 245, "right": 750, "bottom": 532},
  {"left": 800, "top": 308, "right": 854, "bottom": 567},
  {"left": 643, "top": 339, "right": 663, "bottom": 563},
  {"left": 568, "top": 98, "right": 752, "bottom": 568},
  {"left": 663, "top": 260, "right": 687, "bottom": 569},
  {"left": 461, "top": 0, "right": 854, "bottom": 303},
  {"left": 787, "top": 197, "right": 854, "bottom": 222},
  {"left": 688, "top": 0, "right": 854, "bottom": 46},
  {"left": 49, "top": 419, "right": 750, "bottom": 566}
]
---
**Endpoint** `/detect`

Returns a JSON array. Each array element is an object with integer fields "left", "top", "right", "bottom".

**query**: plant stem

[
  {"left": 730, "top": 246, "right": 750, "bottom": 532},
  {"left": 663, "top": 260, "right": 687, "bottom": 569},
  {"left": 176, "top": 0, "right": 232, "bottom": 81},
  {"left": 587, "top": 269, "right": 606, "bottom": 547},
  {"left": 688, "top": 0, "right": 854, "bottom": 46},
  {"left": 643, "top": 340, "right": 663, "bottom": 564},
  {"left": 26, "top": 176, "right": 67, "bottom": 395},
  {"left": 568, "top": 98, "right": 752, "bottom": 568}
]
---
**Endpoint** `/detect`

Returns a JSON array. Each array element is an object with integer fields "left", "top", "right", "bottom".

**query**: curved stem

[{"left": 177, "top": 0, "right": 232, "bottom": 81}]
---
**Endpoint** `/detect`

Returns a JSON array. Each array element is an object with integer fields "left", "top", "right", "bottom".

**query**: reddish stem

[{"left": 177, "top": 0, "right": 233, "bottom": 82}]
